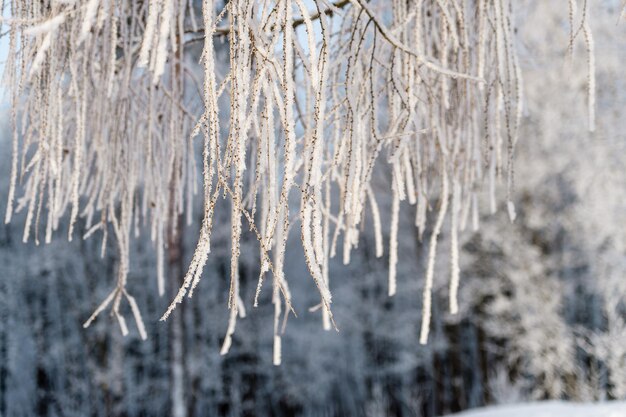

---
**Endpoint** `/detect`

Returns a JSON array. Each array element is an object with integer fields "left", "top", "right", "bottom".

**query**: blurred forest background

[{"left": 2, "top": 1, "right": 626, "bottom": 416}]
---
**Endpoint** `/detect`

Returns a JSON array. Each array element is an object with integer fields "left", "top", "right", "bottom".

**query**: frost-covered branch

[{"left": 1, "top": 0, "right": 593, "bottom": 354}]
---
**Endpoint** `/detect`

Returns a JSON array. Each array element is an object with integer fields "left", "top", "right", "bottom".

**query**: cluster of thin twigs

[{"left": 2, "top": 0, "right": 594, "bottom": 364}]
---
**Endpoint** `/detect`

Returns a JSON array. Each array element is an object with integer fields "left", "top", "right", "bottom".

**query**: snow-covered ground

[{"left": 448, "top": 401, "right": 626, "bottom": 417}]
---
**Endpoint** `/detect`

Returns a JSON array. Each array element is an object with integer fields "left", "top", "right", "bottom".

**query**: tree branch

[{"left": 185, "top": 0, "right": 350, "bottom": 44}]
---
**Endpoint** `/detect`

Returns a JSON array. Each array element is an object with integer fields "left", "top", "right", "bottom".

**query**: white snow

[{"left": 448, "top": 401, "right": 626, "bottom": 417}]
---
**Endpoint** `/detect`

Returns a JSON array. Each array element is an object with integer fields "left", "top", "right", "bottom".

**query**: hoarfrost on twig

[{"left": 2, "top": 0, "right": 590, "bottom": 352}]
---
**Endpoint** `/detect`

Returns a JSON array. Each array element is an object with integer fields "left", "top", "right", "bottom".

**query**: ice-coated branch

[{"left": 1, "top": 0, "right": 592, "bottom": 355}]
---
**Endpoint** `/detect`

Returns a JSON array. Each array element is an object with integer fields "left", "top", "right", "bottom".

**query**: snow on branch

[{"left": 1, "top": 0, "right": 592, "bottom": 358}]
